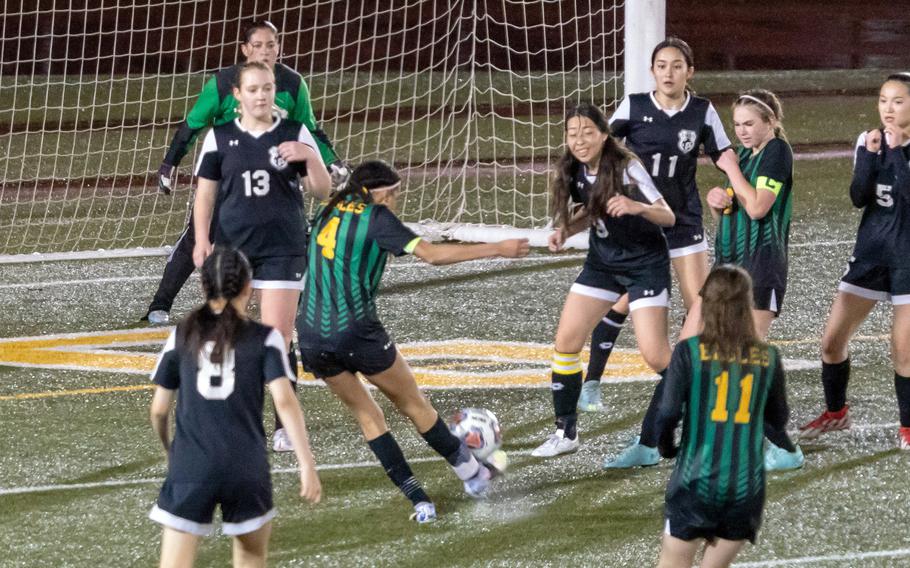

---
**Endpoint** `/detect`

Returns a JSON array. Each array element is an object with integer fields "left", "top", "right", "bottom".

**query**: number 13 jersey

[{"left": 195, "top": 118, "right": 320, "bottom": 259}]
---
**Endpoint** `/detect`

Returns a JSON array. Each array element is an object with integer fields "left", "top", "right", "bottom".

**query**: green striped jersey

[
  {"left": 715, "top": 138, "right": 793, "bottom": 290},
  {"left": 297, "top": 197, "right": 420, "bottom": 348},
  {"left": 658, "top": 336, "right": 790, "bottom": 506}
]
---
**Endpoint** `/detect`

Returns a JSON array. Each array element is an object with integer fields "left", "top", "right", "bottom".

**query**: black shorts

[
  {"left": 665, "top": 488, "right": 763, "bottom": 544},
  {"left": 250, "top": 255, "right": 306, "bottom": 290},
  {"left": 663, "top": 223, "right": 708, "bottom": 258},
  {"left": 753, "top": 286, "right": 785, "bottom": 316},
  {"left": 571, "top": 259, "right": 671, "bottom": 311},
  {"left": 839, "top": 257, "right": 910, "bottom": 305},
  {"left": 150, "top": 474, "right": 274, "bottom": 536},
  {"left": 300, "top": 327, "right": 398, "bottom": 379}
]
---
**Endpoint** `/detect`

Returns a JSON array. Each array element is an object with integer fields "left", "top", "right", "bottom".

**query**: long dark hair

[
  {"left": 549, "top": 102, "right": 639, "bottom": 230},
  {"left": 699, "top": 265, "right": 761, "bottom": 359},
  {"left": 651, "top": 37, "right": 695, "bottom": 94},
  {"left": 242, "top": 19, "right": 279, "bottom": 43},
  {"left": 180, "top": 247, "right": 252, "bottom": 365},
  {"left": 317, "top": 160, "right": 399, "bottom": 223}
]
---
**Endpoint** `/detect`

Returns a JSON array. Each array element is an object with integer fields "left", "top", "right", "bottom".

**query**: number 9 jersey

[{"left": 195, "top": 118, "right": 322, "bottom": 259}]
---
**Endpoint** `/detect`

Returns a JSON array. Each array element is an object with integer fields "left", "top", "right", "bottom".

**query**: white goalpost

[{"left": 0, "top": 1, "right": 664, "bottom": 263}]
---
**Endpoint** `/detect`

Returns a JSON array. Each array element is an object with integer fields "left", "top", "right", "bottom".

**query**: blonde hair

[
  {"left": 699, "top": 265, "right": 762, "bottom": 360},
  {"left": 733, "top": 89, "right": 787, "bottom": 142}
]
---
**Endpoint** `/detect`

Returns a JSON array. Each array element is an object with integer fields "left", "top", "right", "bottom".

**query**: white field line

[
  {"left": 734, "top": 547, "right": 910, "bottom": 567},
  {"left": 0, "top": 254, "right": 586, "bottom": 290},
  {"left": 0, "top": 451, "right": 533, "bottom": 497}
]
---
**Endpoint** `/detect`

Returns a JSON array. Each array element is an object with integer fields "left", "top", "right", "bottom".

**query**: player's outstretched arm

[
  {"left": 158, "top": 77, "right": 223, "bottom": 194},
  {"left": 149, "top": 386, "right": 175, "bottom": 456},
  {"left": 192, "top": 178, "right": 218, "bottom": 267},
  {"left": 269, "top": 378, "right": 322, "bottom": 503},
  {"left": 412, "top": 238, "right": 530, "bottom": 266}
]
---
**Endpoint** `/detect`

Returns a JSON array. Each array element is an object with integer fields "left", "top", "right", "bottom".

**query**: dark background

[{"left": 2, "top": 1, "right": 908, "bottom": 76}]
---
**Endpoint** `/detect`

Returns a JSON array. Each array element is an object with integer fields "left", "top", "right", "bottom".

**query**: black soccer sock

[
  {"left": 585, "top": 310, "right": 627, "bottom": 383},
  {"left": 552, "top": 351, "right": 583, "bottom": 439},
  {"left": 274, "top": 352, "right": 299, "bottom": 431},
  {"left": 894, "top": 373, "right": 910, "bottom": 427},
  {"left": 822, "top": 358, "right": 850, "bottom": 412},
  {"left": 368, "top": 431, "right": 432, "bottom": 505},
  {"left": 420, "top": 416, "right": 480, "bottom": 481},
  {"left": 638, "top": 368, "right": 667, "bottom": 448}
]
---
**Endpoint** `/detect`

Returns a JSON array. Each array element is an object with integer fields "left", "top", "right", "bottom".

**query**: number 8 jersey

[{"left": 195, "top": 118, "right": 321, "bottom": 259}]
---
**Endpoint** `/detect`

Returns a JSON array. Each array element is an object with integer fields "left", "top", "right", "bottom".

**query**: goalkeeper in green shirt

[{"left": 144, "top": 19, "right": 347, "bottom": 325}]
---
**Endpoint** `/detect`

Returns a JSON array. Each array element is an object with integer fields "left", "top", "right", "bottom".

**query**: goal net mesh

[{"left": 0, "top": 1, "right": 623, "bottom": 257}]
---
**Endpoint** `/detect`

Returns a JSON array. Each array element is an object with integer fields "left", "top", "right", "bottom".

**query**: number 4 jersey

[
  {"left": 195, "top": 118, "right": 322, "bottom": 259},
  {"left": 298, "top": 197, "right": 421, "bottom": 350}
]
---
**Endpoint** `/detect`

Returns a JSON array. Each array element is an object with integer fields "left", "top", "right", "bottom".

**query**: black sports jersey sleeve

[
  {"left": 368, "top": 205, "right": 419, "bottom": 256},
  {"left": 754, "top": 138, "right": 793, "bottom": 191},
  {"left": 609, "top": 97, "right": 632, "bottom": 138},
  {"left": 263, "top": 328, "right": 294, "bottom": 382},
  {"left": 762, "top": 346, "right": 796, "bottom": 452},
  {"left": 849, "top": 132, "right": 879, "bottom": 208},
  {"left": 151, "top": 330, "right": 180, "bottom": 389},
  {"left": 195, "top": 131, "right": 221, "bottom": 180},
  {"left": 656, "top": 341, "right": 691, "bottom": 458},
  {"left": 700, "top": 102, "right": 731, "bottom": 160}
]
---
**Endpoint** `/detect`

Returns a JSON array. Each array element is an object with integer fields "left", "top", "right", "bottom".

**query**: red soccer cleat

[
  {"left": 899, "top": 427, "right": 910, "bottom": 450},
  {"left": 799, "top": 406, "right": 851, "bottom": 440}
]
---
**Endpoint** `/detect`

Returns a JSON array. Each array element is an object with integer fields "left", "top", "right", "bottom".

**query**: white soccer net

[{"left": 0, "top": 1, "right": 623, "bottom": 259}]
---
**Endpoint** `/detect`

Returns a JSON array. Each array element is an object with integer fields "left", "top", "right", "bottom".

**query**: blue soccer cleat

[
  {"left": 765, "top": 442, "right": 805, "bottom": 471},
  {"left": 578, "top": 380, "right": 605, "bottom": 412},
  {"left": 603, "top": 436, "right": 660, "bottom": 469}
]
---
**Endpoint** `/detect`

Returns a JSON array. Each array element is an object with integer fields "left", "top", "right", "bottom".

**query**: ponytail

[{"left": 181, "top": 247, "right": 252, "bottom": 364}]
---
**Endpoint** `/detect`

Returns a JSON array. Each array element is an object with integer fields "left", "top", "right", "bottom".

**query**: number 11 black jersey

[{"left": 610, "top": 93, "right": 731, "bottom": 229}]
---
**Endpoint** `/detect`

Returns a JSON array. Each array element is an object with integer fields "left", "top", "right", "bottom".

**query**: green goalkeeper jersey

[{"left": 162, "top": 62, "right": 338, "bottom": 167}]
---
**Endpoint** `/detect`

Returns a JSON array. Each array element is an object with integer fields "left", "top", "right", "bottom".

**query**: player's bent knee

[{"left": 821, "top": 333, "right": 848, "bottom": 363}]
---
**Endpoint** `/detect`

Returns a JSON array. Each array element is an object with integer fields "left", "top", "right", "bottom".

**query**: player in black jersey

[
  {"left": 149, "top": 247, "right": 320, "bottom": 568},
  {"left": 530, "top": 102, "right": 675, "bottom": 458},
  {"left": 193, "top": 61, "right": 332, "bottom": 452},
  {"left": 297, "top": 160, "right": 528, "bottom": 522},
  {"left": 705, "top": 90, "right": 803, "bottom": 471},
  {"left": 656, "top": 266, "right": 797, "bottom": 568},
  {"left": 800, "top": 73, "right": 910, "bottom": 449},
  {"left": 587, "top": 40, "right": 739, "bottom": 469},
  {"left": 143, "top": 20, "right": 345, "bottom": 325}
]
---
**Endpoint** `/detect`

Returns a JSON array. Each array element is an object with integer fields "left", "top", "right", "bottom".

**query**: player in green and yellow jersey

[
  {"left": 655, "top": 266, "right": 799, "bottom": 568},
  {"left": 296, "top": 160, "right": 528, "bottom": 523},
  {"left": 708, "top": 89, "right": 793, "bottom": 339}
]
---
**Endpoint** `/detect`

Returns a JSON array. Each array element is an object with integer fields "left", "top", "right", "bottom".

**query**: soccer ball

[{"left": 449, "top": 407, "right": 502, "bottom": 461}]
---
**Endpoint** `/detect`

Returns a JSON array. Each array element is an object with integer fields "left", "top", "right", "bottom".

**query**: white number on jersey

[
  {"left": 875, "top": 184, "right": 893, "bottom": 207},
  {"left": 242, "top": 169, "right": 271, "bottom": 197},
  {"left": 650, "top": 153, "right": 678, "bottom": 178},
  {"left": 595, "top": 219, "right": 609, "bottom": 238},
  {"left": 195, "top": 342, "right": 236, "bottom": 400}
]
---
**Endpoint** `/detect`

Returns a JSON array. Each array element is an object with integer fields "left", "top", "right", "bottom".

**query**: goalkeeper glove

[
  {"left": 329, "top": 160, "right": 350, "bottom": 190},
  {"left": 158, "top": 163, "right": 174, "bottom": 195}
]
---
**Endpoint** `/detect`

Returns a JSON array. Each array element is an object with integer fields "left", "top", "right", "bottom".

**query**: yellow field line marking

[{"left": 0, "top": 384, "right": 155, "bottom": 401}]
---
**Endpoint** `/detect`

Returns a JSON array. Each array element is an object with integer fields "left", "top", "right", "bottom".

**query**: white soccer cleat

[
  {"left": 272, "top": 428, "right": 293, "bottom": 452},
  {"left": 147, "top": 310, "right": 170, "bottom": 325},
  {"left": 410, "top": 501, "right": 437, "bottom": 523},
  {"left": 531, "top": 429, "right": 579, "bottom": 458},
  {"left": 463, "top": 464, "right": 492, "bottom": 498}
]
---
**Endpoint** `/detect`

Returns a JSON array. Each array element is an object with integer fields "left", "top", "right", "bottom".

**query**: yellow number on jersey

[
  {"left": 316, "top": 217, "right": 341, "bottom": 260},
  {"left": 710, "top": 371, "right": 753, "bottom": 424}
]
